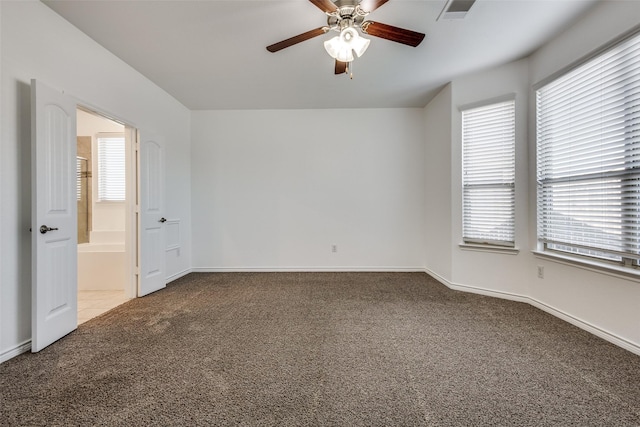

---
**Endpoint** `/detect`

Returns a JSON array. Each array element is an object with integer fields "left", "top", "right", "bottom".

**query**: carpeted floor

[{"left": 1, "top": 272, "right": 639, "bottom": 426}]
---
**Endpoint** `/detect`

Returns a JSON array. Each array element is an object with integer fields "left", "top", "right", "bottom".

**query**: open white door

[
  {"left": 31, "top": 80, "right": 78, "bottom": 352},
  {"left": 138, "top": 131, "right": 166, "bottom": 296}
]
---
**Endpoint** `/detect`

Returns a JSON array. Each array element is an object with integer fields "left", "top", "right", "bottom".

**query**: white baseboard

[
  {"left": 191, "top": 266, "right": 426, "bottom": 273},
  {"left": 423, "top": 268, "right": 640, "bottom": 356},
  {"left": 526, "top": 299, "right": 640, "bottom": 356},
  {"left": 166, "top": 268, "right": 193, "bottom": 283},
  {"left": 1, "top": 340, "right": 31, "bottom": 364},
  {"left": 424, "top": 268, "right": 531, "bottom": 303}
]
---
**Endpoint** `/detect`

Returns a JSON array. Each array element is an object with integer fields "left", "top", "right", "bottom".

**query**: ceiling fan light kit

[
  {"left": 324, "top": 27, "right": 370, "bottom": 62},
  {"left": 266, "top": 0, "right": 425, "bottom": 77}
]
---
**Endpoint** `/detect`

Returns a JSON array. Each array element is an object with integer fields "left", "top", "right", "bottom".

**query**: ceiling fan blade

[
  {"left": 266, "top": 27, "right": 329, "bottom": 53},
  {"left": 335, "top": 60, "right": 348, "bottom": 74},
  {"left": 361, "top": 21, "right": 425, "bottom": 47},
  {"left": 309, "top": 0, "right": 338, "bottom": 13},
  {"left": 359, "top": 0, "right": 389, "bottom": 13}
]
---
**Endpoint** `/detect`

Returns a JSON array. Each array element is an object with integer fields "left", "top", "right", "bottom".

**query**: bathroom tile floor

[{"left": 78, "top": 290, "right": 129, "bottom": 325}]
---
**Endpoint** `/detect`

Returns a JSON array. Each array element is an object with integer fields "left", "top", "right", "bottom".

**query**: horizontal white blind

[
  {"left": 98, "top": 136, "right": 126, "bottom": 201},
  {"left": 536, "top": 31, "right": 640, "bottom": 262},
  {"left": 462, "top": 100, "right": 515, "bottom": 246},
  {"left": 76, "top": 157, "right": 83, "bottom": 201}
]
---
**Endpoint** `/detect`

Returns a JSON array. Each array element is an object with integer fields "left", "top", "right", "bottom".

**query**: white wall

[
  {"left": 423, "top": 0, "right": 640, "bottom": 353},
  {"left": 0, "top": 1, "right": 192, "bottom": 360},
  {"left": 423, "top": 59, "right": 533, "bottom": 298},
  {"left": 529, "top": 0, "right": 640, "bottom": 89},
  {"left": 423, "top": 60, "right": 534, "bottom": 298},
  {"left": 423, "top": 84, "right": 453, "bottom": 280},
  {"left": 191, "top": 109, "right": 426, "bottom": 270},
  {"left": 450, "top": 59, "right": 531, "bottom": 297},
  {"left": 526, "top": 0, "right": 640, "bottom": 352}
]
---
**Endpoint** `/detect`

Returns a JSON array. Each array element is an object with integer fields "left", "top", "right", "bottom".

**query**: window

[
  {"left": 97, "top": 134, "right": 126, "bottom": 201},
  {"left": 462, "top": 99, "right": 516, "bottom": 247},
  {"left": 536, "top": 31, "right": 640, "bottom": 267}
]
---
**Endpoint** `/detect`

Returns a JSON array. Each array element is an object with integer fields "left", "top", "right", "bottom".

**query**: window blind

[
  {"left": 97, "top": 136, "right": 126, "bottom": 201},
  {"left": 462, "top": 99, "right": 516, "bottom": 246},
  {"left": 76, "top": 157, "right": 83, "bottom": 201},
  {"left": 536, "top": 31, "right": 640, "bottom": 263}
]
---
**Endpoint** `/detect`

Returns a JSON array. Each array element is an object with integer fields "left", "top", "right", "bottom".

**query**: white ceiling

[{"left": 43, "top": 0, "right": 599, "bottom": 110}]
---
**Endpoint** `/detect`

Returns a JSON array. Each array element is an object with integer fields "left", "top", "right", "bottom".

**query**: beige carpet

[{"left": 1, "top": 272, "right": 639, "bottom": 426}]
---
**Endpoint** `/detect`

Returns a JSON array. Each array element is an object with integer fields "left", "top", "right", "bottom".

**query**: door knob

[
  {"left": 40, "top": 225, "right": 59, "bottom": 234},
  {"left": 159, "top": 217, "right": 167, "bottom": 223}
]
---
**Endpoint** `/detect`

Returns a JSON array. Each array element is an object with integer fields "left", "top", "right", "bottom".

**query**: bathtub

[{"left": 78, "top": 242, "right": 126, "bottom": 291}]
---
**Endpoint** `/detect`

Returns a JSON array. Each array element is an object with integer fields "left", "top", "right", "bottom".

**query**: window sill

[
  {"left": 532, "top": 250, "right": 640, "bottom": 283},
  {"left": 459, "top": 243, "right": 519, "bottom": 255}
]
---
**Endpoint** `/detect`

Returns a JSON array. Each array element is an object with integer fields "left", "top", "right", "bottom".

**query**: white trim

[
  {"left": 457, "top": 93, "right": 516, "bottom": 112},
  {"left": 526, "top": 298, "right": 640, "bottom": 356},
  {"left": 423, "top": 268, "right": 640, "bottom": 356},
  {"left": 124, "top": 126, "right": 137, "bottom": 300},
  {"left": 164, "top": 218, "right": 180, "bottom": 252},
  {"left": 192, "top": 266, "right": 426, "bottom": 273},
  {"left": 76, "top": 104, "right": 137, "bottom": 130},
  {"left": 424, "top": 268, "right": 529, "bottom": 302},
  {"left": 533, "top": 250, "right": 640, "bottom": 283},
  {"left": 1, "top": 340, "right": 31, "bottom": 364},
  {"left": 459, "top": 243, "right": 520, "bottom": 255},
  {"left": 166, "top": 268, "right": 192, "bottom": 284}
]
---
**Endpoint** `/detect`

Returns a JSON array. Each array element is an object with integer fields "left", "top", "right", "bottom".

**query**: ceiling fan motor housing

[
  {"left": 327, "top": 0, "right": 366, "bottom": 31},
  {"left": 334, "top": 0, "right": 361, "bottom": 8}
]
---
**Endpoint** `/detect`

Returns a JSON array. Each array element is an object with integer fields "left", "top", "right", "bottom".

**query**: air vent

[{"left": 437, "top": 0, "right": 476, "bottom": 20}]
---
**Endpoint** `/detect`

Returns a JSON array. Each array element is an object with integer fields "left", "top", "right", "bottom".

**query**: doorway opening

[{"left": 76, "top": 108, "right": 137, "bottom": 324}]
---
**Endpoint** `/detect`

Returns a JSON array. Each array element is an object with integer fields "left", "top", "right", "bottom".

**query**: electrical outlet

[
  {"left": 537, "top": 266, "right": 544, "bottom": 279},
  {"left": 331, "top": 245, "right": 337, "bottom": 253}
]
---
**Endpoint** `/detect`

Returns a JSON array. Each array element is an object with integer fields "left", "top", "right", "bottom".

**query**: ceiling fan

[{"left": 266, "top": 0, "right": 425, "bottom": 77}]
